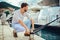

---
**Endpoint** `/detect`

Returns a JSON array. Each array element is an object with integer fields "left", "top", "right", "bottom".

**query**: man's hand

[
  {"left": 31, "top": 28, "right": 35, "bottom": 32},
  {"left": 24, "top": 28, "right": 30, "bottom": 36},
  {"left": 32, "top": 28, "right": 35, "bottom": 30},
  {"left": 26, "top": 28, "right": 30, "bottom": 33}
]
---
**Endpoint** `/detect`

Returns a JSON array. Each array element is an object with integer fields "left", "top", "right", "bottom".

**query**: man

[
  {"left": 6, "top": 8, "right": 14, "bottom": 27},
  {"left": 0, "top": 8, "right": 6, "bottom": 25},
  {"left": 12, "top": 3, "right": 34, "bottom": 37}
]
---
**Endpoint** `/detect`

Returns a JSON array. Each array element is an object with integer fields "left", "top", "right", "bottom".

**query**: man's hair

[{"left": 21, "top": 3, "right": 28, "bottom": 8}]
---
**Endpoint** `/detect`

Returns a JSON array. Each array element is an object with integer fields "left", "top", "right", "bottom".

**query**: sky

[{"left": 0, "top": 0, "right": 42, "bottom": 7}]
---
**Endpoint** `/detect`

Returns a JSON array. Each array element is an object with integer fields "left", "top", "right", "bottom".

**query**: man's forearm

[
  {"left": 31, "top": 18, "right": 34, "bottom": 29},
  {"left": 18, "top": 20, "right": 28, "bottom": 30}
]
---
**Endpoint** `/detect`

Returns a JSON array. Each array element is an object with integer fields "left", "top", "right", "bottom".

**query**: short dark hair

[{"left": 21, "top": 3, "right": 28, "bottom": 8}]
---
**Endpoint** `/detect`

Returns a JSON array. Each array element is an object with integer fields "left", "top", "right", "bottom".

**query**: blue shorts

[{"left": 12, "top": 19, "right": 31, "bottom": 32}]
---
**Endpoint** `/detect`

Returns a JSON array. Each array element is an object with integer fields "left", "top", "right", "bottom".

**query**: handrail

[{"left": 34, "top": 17, "right": 60, "bottom": 33}]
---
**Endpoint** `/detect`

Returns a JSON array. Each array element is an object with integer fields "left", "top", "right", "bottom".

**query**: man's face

[{"left": 24, "top": 6, "right": 28, "bottom": 12}]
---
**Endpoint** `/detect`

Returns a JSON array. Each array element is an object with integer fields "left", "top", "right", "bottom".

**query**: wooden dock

[{"left": 0, "top": 21, "right": 45, "bottom": 40}]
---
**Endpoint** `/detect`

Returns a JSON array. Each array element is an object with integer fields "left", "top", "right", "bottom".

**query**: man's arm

[
  {"left": 30, "top": 18, "right": 34, "bottom": 30},
  {"left": 26, "top": 13, "right": 34, "bottom": 30}
]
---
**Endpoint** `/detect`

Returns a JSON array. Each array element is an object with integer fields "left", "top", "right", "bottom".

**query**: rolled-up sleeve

[
  {"left": 12, "top": 12, "right": 22, "bottom": 23},
  {"left": 16, "top": 13, "right": 22, "bottom": 21}
]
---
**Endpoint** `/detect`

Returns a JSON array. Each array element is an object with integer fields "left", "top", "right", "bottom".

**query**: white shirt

[
  {"left": 1, "top": 12, "right": 6, "bottom": 22},
  {"left": 12, "top": 9, "right": 31, "bottom": 24}
]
